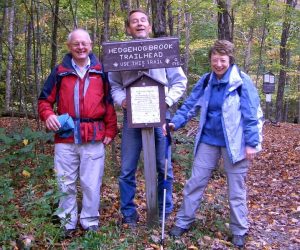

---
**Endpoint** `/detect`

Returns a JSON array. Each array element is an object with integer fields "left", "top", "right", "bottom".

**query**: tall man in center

[{"left": 109, "top": 9, "right": 187, "bottom": 226}]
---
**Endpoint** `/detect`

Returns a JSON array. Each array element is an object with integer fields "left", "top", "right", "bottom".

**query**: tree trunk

[
  {"left": 175, "top": 2, "right": 182, "bottom": 38},
  {"left": 120, "top": 0, "right": 129, "bottom": 13},
  {"left": 183, "top": 3, "right": 191, "bottom": 78},
  {"left": 283, "top": 50, "right": 291, "bottom": 122},
  {"left": 243, "top": 26, "right": 253, "bottom": 73},
  {"left": 217, "top": 0, "right": 233, "bottom": 41},
  {"left": 167, "top": 0, "right": 174, "bottom": 36},
  {"left": 243, "top": 0, "right": 257, "bottom": 73},
  {"left": 50, "top": 0, "right": 59, "bottom": 69},
  {"left": 275, "top": 0, "right": 296, "bottom": 122},
  {"left": 94, "top": 0, "right": 101, "bottom": 56},
  {"left": 69, "top": 0, "right": 78, "bottom": 29},
  {"left": 31, "top": 0, "right": 42, "bottom": 117},
  {"left": 0, "top": 0, "right": 8, "bottom": 80},
  {"left": 101, "top": 0, "right": 110, "bottom": 42},
  {"left": 254, "top": 2, "right": 269, "bottom": 86},
  {"left": 151, "top": 0, "right": 167, "bottom": 37},
  {"left": 5, "top": 0, "right": 15, "bottom": 113}
]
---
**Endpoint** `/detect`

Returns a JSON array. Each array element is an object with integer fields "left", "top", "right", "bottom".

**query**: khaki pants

[
  {"left": 54, "top": 142, "right": 105, "bottom": 230},
  {"left": 175, "top": 143, "right": 249, "bottom": 236}
]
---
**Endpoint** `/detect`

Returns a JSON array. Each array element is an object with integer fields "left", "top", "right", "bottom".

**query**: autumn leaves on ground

[{"left": 0, "top": 118, "right": 299, "bottom": 249}]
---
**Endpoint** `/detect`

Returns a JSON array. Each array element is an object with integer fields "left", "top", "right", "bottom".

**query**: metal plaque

[{"left": 102, "top": 37, "right": 181, "bottom": 72}]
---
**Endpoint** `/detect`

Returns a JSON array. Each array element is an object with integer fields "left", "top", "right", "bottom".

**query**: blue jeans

[{"left": 119, "top": 111, "right": 173, "bottom": 218}]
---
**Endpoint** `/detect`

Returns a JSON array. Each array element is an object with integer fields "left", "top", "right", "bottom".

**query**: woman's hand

[
  {"left": 162, "top": 123, "right": 175, "bottom": 136},
  {"left": 245, "top": 146, "right": 257, "bottom": 160}
]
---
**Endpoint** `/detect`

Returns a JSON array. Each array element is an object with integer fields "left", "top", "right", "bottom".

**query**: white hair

[{"left": 67, "top": 28, "right": 92, "bottom": 43}]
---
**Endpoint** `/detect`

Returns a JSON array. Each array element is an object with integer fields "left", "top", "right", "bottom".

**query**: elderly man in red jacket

[{"left": 38, "top": 28, "right": 117, "bottom": 236}]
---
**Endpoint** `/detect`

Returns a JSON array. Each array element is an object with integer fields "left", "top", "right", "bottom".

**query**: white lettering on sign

[
  {"left": 102, "top": 38, "right": 181, "bottom": 71},
  {"left": 108, "top": 43, "right": 174, "bottom": 54},
  {"left": 119, "top": 52, "right": 163, "bottom": 60},
  {"left": 131, "top": 86, "right": 160, "bottom": 124}
]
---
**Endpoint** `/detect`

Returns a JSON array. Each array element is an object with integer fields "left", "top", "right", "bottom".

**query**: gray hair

[
  {"left": 208, "top": 40, "right": 235, "bottom": 64},
  {"left": 67, "top": 28, "right": 92, "bottom": 43}
]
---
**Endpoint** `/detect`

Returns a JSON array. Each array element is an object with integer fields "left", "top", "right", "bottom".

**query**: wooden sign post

[
  {"left": 125, "top": 73, "right": 166, "bottom": 226},
  {"left": 263, "top": 72, "right": 275, "bottom": 120},
  {"left": 102, "top": 38, "right": 180, "bottom": 226}
]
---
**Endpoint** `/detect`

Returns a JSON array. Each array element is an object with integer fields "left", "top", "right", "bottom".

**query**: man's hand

[
  {"left": 121, "top": 99, "right": 127, "bottom": 109},
  {"left": 245, "top": 146, "right": 257, "bottom": 161},
  {"left": 103, "top": 136, "right": 112, "bottom": 145},
  {"left": 162, "top": 123, "right": 175, "bottom": 136},
  {"left": 45, "top": 114, "right": 61, "bottom": 131}
]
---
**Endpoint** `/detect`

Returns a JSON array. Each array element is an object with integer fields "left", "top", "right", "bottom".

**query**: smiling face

[
  {"left": 67, "top": 29, "right": 92, "bottom": 66},
  {"left": 126, "top": 11, "right": 152, "bottom": 39},
  {"left": 210, "top": 52, "right": 230, "bottom": 79}
]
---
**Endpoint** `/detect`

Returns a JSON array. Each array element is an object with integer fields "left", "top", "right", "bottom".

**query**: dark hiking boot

[
  {"left": 63, "top": 228, "right": 76, "bottom": 238},
  {"left": 169, "top": 225, "right": 188, "bottom": 237},
  {"left": 232, "top": 234, "right": 246, "bottom": 248},
  {"left": 86, "top": 225, "right": 99, "bottom": 232},
  {"left": 122, "top": 213, "right": 139, "bottom": 228}
]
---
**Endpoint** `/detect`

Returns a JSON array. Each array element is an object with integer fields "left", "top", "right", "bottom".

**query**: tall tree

[
  {"left": 5, "top": 0, "right": 15, "bottom": 113},
  {"left": 50, "top": 0, "right": 60, "bottom": 69},
  {"left": 217, "top": 0, "right": 233, "bottom": 41},
  {"left": 183, "top": 1, "right": 191, "bottom": 77},
  {"left": 254, "top": 1, "right": 269, "bottom": 86},
  {"left": 0, "top": 0, "right": 8, "bottom": 81},
  {"left": 275, "top": 0, "right": 297, "bottom": 122},
  {"left": 94, "top": 0, "right": 102, "bottom": 56},
  {"left": 175, "top": 1, "right": 182, "bottom": 38},
  {"left": 243, "top": 0, "right": 258, "bottom": 73},
  {"left": 167, "top": 0, "right": 174, "bottom": 36},
  {"left": 151, "top": 0, "right": 167, "bottom": 37},
  {"left": 120, "top": 0, "right": 130, "bottom": 13},
  {"left": 101, "top": 0, "right": 110, "bottom": 42},
  {"left": 31, "top": 0, "right": 42, "bottom": 116},
  {"left": 69, "top": 0, "right": 78, "bottom": 28}
]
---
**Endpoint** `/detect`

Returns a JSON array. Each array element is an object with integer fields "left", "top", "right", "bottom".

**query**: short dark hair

[
  {"left": 125, "top": 9, "right": 150, "bottom": 27},
  {"left": 209, "top": 40, "right": 235, "bottom": 64}
]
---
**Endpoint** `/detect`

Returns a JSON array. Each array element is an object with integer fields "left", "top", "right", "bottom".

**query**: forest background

[
  {"left": 0, "top": 0, "right": 299, "bottom": 122},
  {"left": 0, "top": 0, "right": 299, "bottom": 249}
]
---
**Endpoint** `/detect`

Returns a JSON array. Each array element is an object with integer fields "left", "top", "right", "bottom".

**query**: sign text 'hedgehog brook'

[{"left": 102, "top": 37, "right": 181, "bottom": 72}]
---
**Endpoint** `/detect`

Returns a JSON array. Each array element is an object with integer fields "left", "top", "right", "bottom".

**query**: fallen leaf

[
  {"left": 22, "top": 170, "right": 31, "bottom": 178},
  {"left": 23, "top": 139, "right": 29, "bottom": 146}
]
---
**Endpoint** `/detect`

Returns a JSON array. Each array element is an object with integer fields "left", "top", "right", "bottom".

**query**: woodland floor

[{"left": 0, "top": 117, "right": 299, "bottom": 249}]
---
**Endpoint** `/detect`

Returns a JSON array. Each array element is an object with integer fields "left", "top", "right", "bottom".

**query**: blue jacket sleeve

[
  {"left": 171, "top": 73, "right": 208, "bottom": 130},
  {"left": 240, "top": 73, "right": 263, "bottom": 147}
]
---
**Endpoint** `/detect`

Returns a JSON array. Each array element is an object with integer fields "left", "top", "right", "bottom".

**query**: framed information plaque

[{"left": 126, "top": 73, "right": 166, "bottom": 128}]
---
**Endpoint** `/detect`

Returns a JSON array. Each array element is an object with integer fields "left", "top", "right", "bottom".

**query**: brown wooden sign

[
  {"left": 263, "top": 83, "right": 275, "bottom": 94},
  {"left": 102, "top": 37, "right": 181, "bottom": 72},
  {"left": 126, "top": 73, "right": 166, "bottom": 128}
]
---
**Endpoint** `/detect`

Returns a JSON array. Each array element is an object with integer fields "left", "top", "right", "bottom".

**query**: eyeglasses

[{"left": 70, "top": 42, "right": 91, "bottom": 48}]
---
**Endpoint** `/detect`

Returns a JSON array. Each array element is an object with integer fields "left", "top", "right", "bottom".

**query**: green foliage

[
  {"left": 0, "top": 127, "right": 62, "bottom": 248},
  {"left": 0, "top": 176, "right": 19, "bottom": 245},
  {"left": 0, "top": 127, "right": 53, "bottom": 168},
  {"left": 172, "top": 130, "right": 195, "bottom": 179}
]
